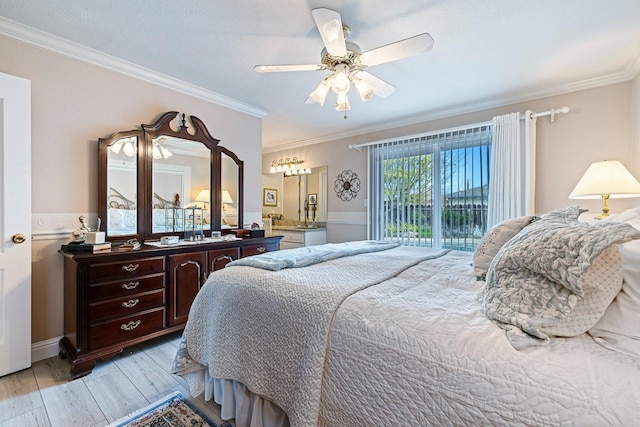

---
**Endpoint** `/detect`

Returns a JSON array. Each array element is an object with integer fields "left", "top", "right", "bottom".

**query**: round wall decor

[{"left": 334, "top": 170, "right": 360, "bottom": 201}]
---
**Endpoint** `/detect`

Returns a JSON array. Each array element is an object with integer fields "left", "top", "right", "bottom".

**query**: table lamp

[{"left": 569, "top": 160, "right": 640, "bottom": 219}]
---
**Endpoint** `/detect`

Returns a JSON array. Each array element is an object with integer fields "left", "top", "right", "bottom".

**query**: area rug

[{"left": 109, "top": 391, "right": 232, "bottom": 427}]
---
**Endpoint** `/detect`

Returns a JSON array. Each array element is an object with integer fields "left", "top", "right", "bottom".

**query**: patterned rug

[{"left": 108, "top": 391, "right": 232, "bottom": 427}]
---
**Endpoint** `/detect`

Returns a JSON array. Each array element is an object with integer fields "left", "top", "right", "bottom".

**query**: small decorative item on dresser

[
  {"left": 160, "top": 236, "right": 180, "bottom": 245},
  {"left": 61, "top": 241, "right": 112, "bottom": 253},
  {"left": 69, "top": 215, "right": 91, "bottom": 242},
  {"left": 119, "top": 239, "right": 141, "bottom": 250},
  {"left": 234, "top": 229, "right": 251, "bottom": 238},
  {"left": 249, "top": 229, "right": 265, "bottom": 238}
]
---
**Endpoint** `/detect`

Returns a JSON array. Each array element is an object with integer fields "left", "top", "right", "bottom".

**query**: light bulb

[
  {"left": 123, "top": 140, "right": 136, "bottom": 157},
  {"left": 330, "top": 63, "right": 350, "bottom": 94},
  {"left": 354, "top": 78, "right": 375, "bottom": 101},
  {"left": 331, "top": 72, "right": 350, "bottom": 94},
  {"left": 335, "top": 92, "right": 351, "bottom": 112},
  {"left": 307, "top": 77, "right": 332, "bottom": 106}
]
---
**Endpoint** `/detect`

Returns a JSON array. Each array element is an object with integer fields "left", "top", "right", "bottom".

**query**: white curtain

[{"left": 487, "top": 111, "right": 537, "bottom": 228}]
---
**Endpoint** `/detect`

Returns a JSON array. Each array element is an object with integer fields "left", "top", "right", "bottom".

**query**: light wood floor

[{"left": 0, "top": 332, "right": 228, "bottom": 427}]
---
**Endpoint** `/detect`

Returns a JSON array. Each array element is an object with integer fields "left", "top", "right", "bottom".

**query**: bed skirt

[{"left": 198, "top": 370, "right": 290, "bottom": 427}]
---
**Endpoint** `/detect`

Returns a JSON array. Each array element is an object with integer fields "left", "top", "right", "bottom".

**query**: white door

[{"left": 0, "top": 72, "right": 32, "bottom": 376}]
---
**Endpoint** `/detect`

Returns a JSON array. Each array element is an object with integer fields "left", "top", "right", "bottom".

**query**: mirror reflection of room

[
  {"left": 151, "top": 136, "right": 211, "bottom": 234},
  {"left": 106, "top": 136, "right": 138, "bottom": 236},
  {"left": 221, "top": 153, "right": 239, "bottom": 228}
]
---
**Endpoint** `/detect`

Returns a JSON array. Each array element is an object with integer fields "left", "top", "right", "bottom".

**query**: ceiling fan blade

[
  {"left": 254, "top": 64, "right": 327, "bottom": 73},
  {"left": 352, "top": 70, "right": 396, "bottom": 98},
  {"left": 358, "top": 33, "right": 434, "bottom": 67},
  {"left": 311, "top": 8, "right": 348, "bottom": 58}
]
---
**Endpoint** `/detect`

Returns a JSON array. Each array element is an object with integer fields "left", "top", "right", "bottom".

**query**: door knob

[{"left": 12, "top": 234, "right": 26, "bottom": 244}]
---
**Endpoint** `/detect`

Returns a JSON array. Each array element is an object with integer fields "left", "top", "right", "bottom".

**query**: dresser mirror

[{"left": 98, "top": 111, "right": 244, "bottom": 241}]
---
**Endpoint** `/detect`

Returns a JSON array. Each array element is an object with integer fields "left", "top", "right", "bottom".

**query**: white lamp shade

[
  {"left": 195, "top": 189, "right": 210, "bottom": 203},
  {"left": 222, "top": 190, "right": 234, "bottom": 204},
  {"left": 569, "top": 160, "right": 640, "bottom": 199}
]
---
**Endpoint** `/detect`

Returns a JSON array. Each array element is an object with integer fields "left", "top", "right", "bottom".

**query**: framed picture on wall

[
  {"left": 308, "top": 193, "right": 317, "bottom": 205},
  {"left": 263, "top": 188, "right": 277, "bottom": 206}
]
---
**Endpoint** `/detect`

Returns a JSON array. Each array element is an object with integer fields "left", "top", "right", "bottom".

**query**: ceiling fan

[{"left": 254, "top": 8, "right": 434, "bottom": 118}]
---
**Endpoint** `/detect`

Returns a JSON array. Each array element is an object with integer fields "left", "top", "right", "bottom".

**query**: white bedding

[
  {"left": 321, "top": 250, "right": 640, "bottom": 425},
  {"left": 173, "top": 246, "right": 640, "bottom": 426}
]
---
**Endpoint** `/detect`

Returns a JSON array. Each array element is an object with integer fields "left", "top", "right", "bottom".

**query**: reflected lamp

[
  {"left": 222, "top": 190, "right": 234, "bottom": 213},
  {"left": 195, "top": 189, "right": 210, "bottom": 210}
]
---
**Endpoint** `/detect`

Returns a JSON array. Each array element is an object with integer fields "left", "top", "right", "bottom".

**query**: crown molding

[
  {"left": 263, "top": 69, "right": 635, "bottom": 153},
  {"left": 0, "top": 17, "right": 267, "bottom": 118},
  {"left": 626, "top": 43, "right": 640, "bottom": 80}
]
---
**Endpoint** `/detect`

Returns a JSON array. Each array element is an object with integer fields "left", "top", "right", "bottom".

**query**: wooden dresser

[{"left": 59, "top": 236, "right": 282, "bottom": 378}]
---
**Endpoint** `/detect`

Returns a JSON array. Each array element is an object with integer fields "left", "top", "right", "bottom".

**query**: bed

[{"left": 172, "top": 206, "right": 640, "bottom": 426}]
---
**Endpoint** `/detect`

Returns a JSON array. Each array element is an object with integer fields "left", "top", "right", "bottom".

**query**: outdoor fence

[{"left": 384, "top": 203, "right": 488, "bottom": 251}]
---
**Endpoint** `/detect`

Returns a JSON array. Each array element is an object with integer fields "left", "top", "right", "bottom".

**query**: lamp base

[{"left": 595, "top": 194, "right": 610, "bottom": 220}]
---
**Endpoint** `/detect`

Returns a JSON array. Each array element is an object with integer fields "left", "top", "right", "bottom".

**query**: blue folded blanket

[{"left": 226, "top": 240, "right": 400, "bottom": 271}]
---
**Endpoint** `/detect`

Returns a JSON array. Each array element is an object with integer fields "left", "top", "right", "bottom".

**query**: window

[{"left": 368, "top": 123, "right": 492, "bottom": 251}]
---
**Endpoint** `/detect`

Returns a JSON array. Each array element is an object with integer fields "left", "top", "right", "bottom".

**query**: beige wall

[
  {"left": 263, "top": 82, "right": 638, "bottom": 243},
  {"left": 633, "top": 73, "right": 640, "bottom": 178},
  {"left": 0, "top": 35, "right": 263, "bottom": 348}
]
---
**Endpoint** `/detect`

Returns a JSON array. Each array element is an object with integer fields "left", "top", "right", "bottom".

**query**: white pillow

[
  {"left": 589, "top": 208, "right": 640, "bottom": 357},
  {"left": 542, "top": 245, "right": 623, "bottom": 336},
  {"left": 473, "top": 215, "right": 537, "bottom": 280}
]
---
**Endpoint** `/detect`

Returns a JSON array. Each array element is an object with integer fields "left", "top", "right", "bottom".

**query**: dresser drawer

[
  {"left": 88, "top": 290, "right": 165, "bottom": 322},
  {"left": 281, "top": 231, "right": 305, "bottom": 243},
  {"left": 241, "top": 241, "right": 279, "bottom": 257},
  {"left": 208, "top": 247, "right": 240, "bottom": 272},
  {"left": 88, "top": 274, "right": 165, "bottom": 302},
  {"left": 88, "top": 308, "right": 165, "bottom": 350},
  {"left": 88, "top": 257, "right": 165, "bottom": 282}
]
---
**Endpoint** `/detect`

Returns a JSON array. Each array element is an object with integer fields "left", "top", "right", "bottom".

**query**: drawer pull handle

[
  {"left": 122, "top": 281, "right": 140, "bottom": 290},
  {"left": 121, "top": 320, "right": 141, "bottom": 331},
  {"left": 122, "top": 299, "right": 139, "bottom": 308},
  {"left": 122, "top": 263, "right": 140, "bottom": 272},
  {"left": 256, "top": 246, "right": 266, "bottom": 253}
]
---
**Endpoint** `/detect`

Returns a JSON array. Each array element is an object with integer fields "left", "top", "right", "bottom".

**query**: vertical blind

[{"left": 367, "top": 123, "right": 492, "bottom": 251}]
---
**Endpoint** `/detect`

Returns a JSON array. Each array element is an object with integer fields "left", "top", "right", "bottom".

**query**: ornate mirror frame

[{"left": 98, "top": 111, "right": 244, "bottom": 242}]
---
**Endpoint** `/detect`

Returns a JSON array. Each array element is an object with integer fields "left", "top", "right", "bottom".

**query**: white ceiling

[{"left": 1, "top": 1, "right": 639, "bottom": 151}]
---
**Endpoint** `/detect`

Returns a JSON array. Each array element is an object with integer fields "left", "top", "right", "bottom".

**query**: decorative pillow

[
  {"left": 589, "top": 208, "right": 640, "bottom": 358},
  {"left": 539, "top": 205, "right": 587, "bottom": 222},
  {"left": 541, "top": 245, "right": 622, "bottom": 336},
  {"left": 484, "top": 217, "right": 640, "bottom": 349},
  {"left": 473, "top": 215, "right": 537, "bottom": 280}
]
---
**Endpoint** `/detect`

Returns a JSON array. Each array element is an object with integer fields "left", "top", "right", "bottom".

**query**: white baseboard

[{"left": 31, "top": 336, "right": 62, "bottom": 363}]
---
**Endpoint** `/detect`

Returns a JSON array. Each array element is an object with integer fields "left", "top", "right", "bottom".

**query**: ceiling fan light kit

[{"left": 254, "top": 8, "right": 434, "bottom": 118}]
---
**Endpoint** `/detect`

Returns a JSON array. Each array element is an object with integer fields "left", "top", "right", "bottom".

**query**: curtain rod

[
  {"left": 349, "top": 120, "right": 493, "bottom": 152},
  {"left": 349, "top": 106, "right": 570, "bottom": 152},
  {"left": 525, "top": 106, "right": 570, "bottom": 124}
]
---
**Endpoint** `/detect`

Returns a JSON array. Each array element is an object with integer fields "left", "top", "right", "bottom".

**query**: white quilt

[
  {"left": 320, "top": 250, "right": 640, "bottom": 426},
  {"left": 174, "top": 247, "right": 640, "bottom": 426},
  {"left": 173, "top": 245, "right": 448, "bottom": 427}
]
